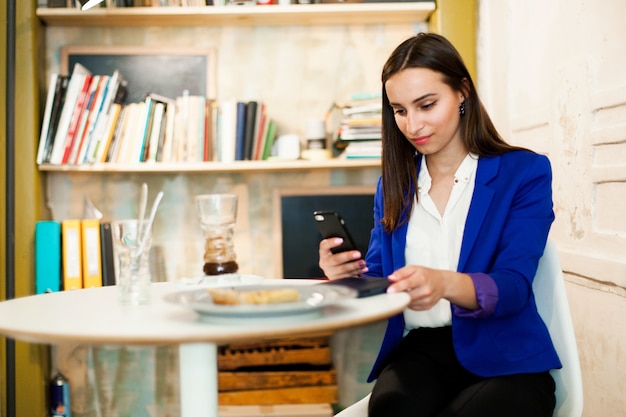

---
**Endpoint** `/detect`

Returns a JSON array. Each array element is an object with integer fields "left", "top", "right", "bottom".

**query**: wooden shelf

[
  {"left": 37, "top": 3, "right": 435, "bottom": 27},
  {"left": 38, "top": 158, "right": 380, "bottom": 174}
]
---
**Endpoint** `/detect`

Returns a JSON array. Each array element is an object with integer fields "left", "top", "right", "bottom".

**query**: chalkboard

[
  {"left": 273, "top": 186, "right": 376, "bottom": 279},
  {"left": 61, "top": 46, "right": 216, "bottom": 104}
]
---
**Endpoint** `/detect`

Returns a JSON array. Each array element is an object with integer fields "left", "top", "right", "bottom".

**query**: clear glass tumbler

[
  {"left": 111, "top": 219, "right": 152, "bottom": 305},
  {"left": 195, "top": 193, "right": 239, "bottom": 278}
]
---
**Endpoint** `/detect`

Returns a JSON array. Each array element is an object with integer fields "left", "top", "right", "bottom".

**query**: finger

[
  {"left": 386, "top": 273, "right": 413, "bottom": 293},
  {"left": 319, "top": 237, "right": 344, "bottom": 253}
]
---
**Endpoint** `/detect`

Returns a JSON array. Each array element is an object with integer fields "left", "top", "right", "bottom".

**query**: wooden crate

[
  {"left": 218, "top": 336, "right": 337, "bottom": 406},
  {"left": 219, "top": 370, "right": 336, "bottom": 392},
  {"left": 218, "top": 403, "right": 333, "bottom": 417},
  {"left": 219, "top": 385, "right": 338, "bottom": 405},
  {"left": 218, "top": 336, "right": 332, "bottom": 370}
]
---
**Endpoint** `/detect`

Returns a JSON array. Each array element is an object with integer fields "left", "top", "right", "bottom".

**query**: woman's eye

[
  {"left": 421, "top": 101, "right": 435, "bottom": 110},
  {"left": 393, "top": 108, "right": 405, "bottom": 115}
]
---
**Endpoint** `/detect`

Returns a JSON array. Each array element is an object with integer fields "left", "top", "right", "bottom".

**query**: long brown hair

[{"left": 380, "top": 32, "right": 522, "bottom": 232}]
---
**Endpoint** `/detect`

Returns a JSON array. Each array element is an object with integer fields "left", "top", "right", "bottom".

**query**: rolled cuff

[{"left": 453, "top": 272, "right": 498, "bottom": 318}]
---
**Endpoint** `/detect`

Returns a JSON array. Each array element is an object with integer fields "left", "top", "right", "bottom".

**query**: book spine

[
  {"left": 218, "top": 99, "right": 237, "bottom": 163},
  {"left": 49, "top": 63, "right": 91, "bottom": 164},
  {"left": 234, "top": 101, "right": 247, "bottom": 161},
  {"left": 42, "top": 76, "right": 69, "bottom": 164},
  {"left": 243, "top": 100, "right": 258, "bottom": 160},
  {"left": 81, "top": 219, "right": 103, "bottom": 288},
  {"left": 36, "top": 73, "right": 60, "bottom": 165},
  {"left": 99, "top": 222, "right": 116, "bottom": 286},
  {"left": 35, "top": 221, "right": 62, "bottom": 294},
  {"left": 262, "top": 119, "right": 277, "bottom": 160},
  {"left": 61, "top": 74, "right": 93, "bottom": 164},
  {"left": 61, "top": 219, "right": 83, "bottom": 290}
]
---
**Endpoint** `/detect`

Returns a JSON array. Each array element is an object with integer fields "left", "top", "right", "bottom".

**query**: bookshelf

[
  {"left": 36, "top": 1, "right": 426, "bottom": 282},
  {"left": 38, "top": 158, "right": 380, "bottom": 173},
  {"left": 36, "top": 2, "right": 433, "bottom": 278},
  {"left": 37, "top": 3, "right": 436, "bottom": 27},
  {"left": 35, "top": 2, "right": 434, "bottom": 174}
]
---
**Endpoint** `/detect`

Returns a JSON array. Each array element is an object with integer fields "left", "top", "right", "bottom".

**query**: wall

[
  {"left": 42, "top": 21, "right": 427, "bottom": 281},
  {"left": 476, "top": 0, "right": 626, "bottom": 414}
]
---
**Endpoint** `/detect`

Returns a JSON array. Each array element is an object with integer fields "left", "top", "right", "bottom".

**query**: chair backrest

[{"left": 533, "top": 240, "right": 584, "bottom": 417}]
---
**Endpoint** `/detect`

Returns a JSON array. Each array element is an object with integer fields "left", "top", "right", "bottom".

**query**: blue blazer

[{"left": 365, "top": 150, "right": 562, "bottom": 382}]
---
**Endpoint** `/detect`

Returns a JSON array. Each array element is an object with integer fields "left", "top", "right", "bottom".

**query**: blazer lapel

[{"left": 458, "top": 155, "right": 499, "bottom": 271}]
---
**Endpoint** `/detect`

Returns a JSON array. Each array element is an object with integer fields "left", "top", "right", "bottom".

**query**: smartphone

[{"left": 313, "top": 210, "right": 358, "bottom": 254}]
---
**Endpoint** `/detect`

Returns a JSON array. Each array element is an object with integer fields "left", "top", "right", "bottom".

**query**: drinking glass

[
  {"left": 111, "top": 219, "right": 152, "bottom": 305},
  {"left": 195, "top": 194, "right": 239, "bottom": 279}
]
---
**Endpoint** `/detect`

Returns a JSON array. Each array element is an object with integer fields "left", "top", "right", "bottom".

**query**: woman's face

[{"left": 385, "top": 67, "right": 466, "bottom": 157}]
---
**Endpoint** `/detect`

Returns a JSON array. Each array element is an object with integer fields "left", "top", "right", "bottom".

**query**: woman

[{"left": 319, "top": 33, "right": 561, "bottom": 417}]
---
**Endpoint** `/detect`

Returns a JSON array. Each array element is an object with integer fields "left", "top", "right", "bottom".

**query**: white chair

[{"left": 335, "top": 240, "right": 583, "bottom": 417}]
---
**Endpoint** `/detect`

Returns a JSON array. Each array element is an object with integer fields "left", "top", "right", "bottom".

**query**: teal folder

[{"left": 35, "top": 220, "right": 62, "bottom": 294}]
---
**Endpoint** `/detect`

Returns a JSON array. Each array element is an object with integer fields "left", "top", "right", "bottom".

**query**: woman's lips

[{"left": 411, "top": 135, "right": 430, "bottom": 146}]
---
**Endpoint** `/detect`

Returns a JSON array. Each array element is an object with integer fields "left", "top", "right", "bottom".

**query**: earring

[{"left": 459, "top": 100, "right": 466, "bottom": 117}]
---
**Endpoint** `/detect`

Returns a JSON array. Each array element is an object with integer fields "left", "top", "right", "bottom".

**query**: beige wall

[
  {"left": 476, "top": 1, "right": 626, "bottom": 415},
  {"left": 42, "top": 22, "right": 426, "bottom": 282}
]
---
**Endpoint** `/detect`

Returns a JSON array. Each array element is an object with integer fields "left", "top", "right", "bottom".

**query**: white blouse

[{"left": 403, "top": 153, "right": 478, "bottom": 330}]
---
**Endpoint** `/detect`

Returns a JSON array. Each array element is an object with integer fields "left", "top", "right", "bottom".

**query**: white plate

[
  {"left": 174, "top": 274, "right": 265, "bottom": 289},
  {"left": 164, "top": 284, "right": 358, "bottom": 319}
]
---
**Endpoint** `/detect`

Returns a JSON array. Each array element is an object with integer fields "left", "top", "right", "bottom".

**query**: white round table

[{"left": 0, "top": 280, "right": 410, "bottom": 417}]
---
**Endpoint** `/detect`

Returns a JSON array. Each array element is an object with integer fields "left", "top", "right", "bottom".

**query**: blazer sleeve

[{"left": 467, "top": 152, "right": 555, "bottom": 318}]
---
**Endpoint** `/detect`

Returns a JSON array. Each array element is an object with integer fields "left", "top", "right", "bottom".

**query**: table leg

[{"left": 179, "top": 342, "right": 218, "bottom": 417}]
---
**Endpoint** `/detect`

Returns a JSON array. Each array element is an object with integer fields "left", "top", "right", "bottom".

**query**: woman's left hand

[
  {"left": 387, "top": 265, "right": 448, "bottom": 310},
  {"left": 387, "top": 266, "right": 480, "bottom": 311}
]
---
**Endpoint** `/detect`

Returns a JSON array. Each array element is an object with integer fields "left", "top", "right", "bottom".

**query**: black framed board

[
  {"left": 273, "top": 185, "right": 376, "bottom": 279},
  {"left": 60, "top": 45, "right": 216, "bottom": 104}
]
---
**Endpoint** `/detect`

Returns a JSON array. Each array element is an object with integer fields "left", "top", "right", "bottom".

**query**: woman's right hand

[{"left": 318, "top": 238, "right": 368, "bottom": 280}]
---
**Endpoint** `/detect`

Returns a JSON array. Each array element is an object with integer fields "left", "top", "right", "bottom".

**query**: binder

[
  {"left": 35, "top": 221, "right": 62, "bottom": 294},
  {"left": 99, "top": 221, "right": 116, "bottom": 286},
  {"left": 80, "top": 219, "right": 103, "bottom": 288},
  {"left": 61, "top": 219, "right": 83, "bottom": 290}
]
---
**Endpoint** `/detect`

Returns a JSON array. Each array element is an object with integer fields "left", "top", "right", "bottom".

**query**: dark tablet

[{"left": 318, "top": 277, "right": 390, "bottom": 298}]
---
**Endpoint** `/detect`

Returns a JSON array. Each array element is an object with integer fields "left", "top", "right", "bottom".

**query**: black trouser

[{"left": 369, "top": 327, "right": 556, "bottom": 417}]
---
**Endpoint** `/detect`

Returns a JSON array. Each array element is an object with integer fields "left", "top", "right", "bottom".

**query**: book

[
  {"left": 147, "top": 101, "right": 165, "bottom": 162},
  {"left": 252, "top": 103, "right": 267, "bottom": 161},
  {"left": 49, "top": 63, "right": 91, "bottom": 164},
  {"left": 85, "top": 70, "right": 122, "bottom": 163},
  {"left": 105, "top": 104, "right": 130, "bottom": 162},
  {"left": 234, "top": 101, "right": 247, "bottom": 161},
  {"left": 40, "top": 75, "right": 69, "bottom": 164},
  {"left": 160, "top": 101, "right": 177, "bottom": 162},
  {"left": 261, "top": 119, "right": 277, "bottom": 160},
  {"left": 217, "top": 98, "right": 237, "bottom": 163},
  {"left": 142, "top": 93, "right": 175, "bottom": 162},
  {"left": 99, "top": 222, "right": 116, "bottom": 286},
  {"left": 60, "top": 72, "right": 94, "bottom": 164},
  {"left": 132, "top": 98, "right": 154, "bottom": 162},
  {"left": 61, "top": 219, "right": 83, "bottom": 290},
  {"left": 203, "top": 99, "right": 212, "bottom": 162},
  {"left": 35, "top": 221, "right": 62, "bottom": 294},
  {"left": 93, "top": 102, "right": 122, "bottom": 163},
  {"left": 75, "top": 74, "right": 110, "bottom": 164},
  {"left": 243, "top": 100, "right": 258, "bottom": 160},
  {"left": 36, "top": 73, "right": 61, "bottom": 165},
  {"left": 207, "top": 100, "right": 219, "bottom": 162},
  {"left": 80, "top": 219, "right": 103, "bottom": 288},
  {"left": 68, "top": 75, "right": 102, "bottom": 164},
  {"left": 186, "top": 95, "right": 206, "bottom": 162},
  {"left": 115, "top": 102, "right": 141, "bottom": 163},
  {"left": 343, "top": 139, "right": 382, "bottom": 158}
]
